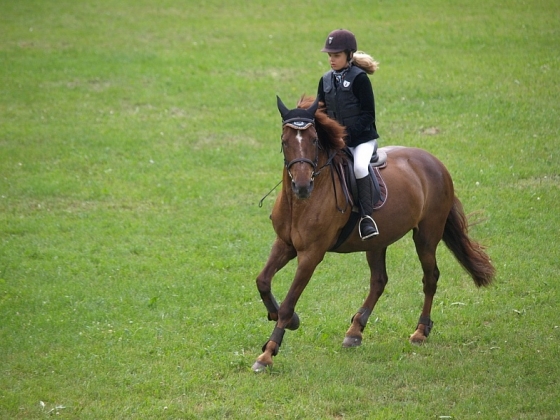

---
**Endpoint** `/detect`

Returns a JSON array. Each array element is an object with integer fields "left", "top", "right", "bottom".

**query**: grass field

[{"left": 1, "top": 0, "right": 559, "bottom": 418}]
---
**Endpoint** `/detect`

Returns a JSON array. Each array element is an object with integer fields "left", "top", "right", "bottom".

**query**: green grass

[{"left": 1, "top": 0, "right": 559, "bottom": 418}]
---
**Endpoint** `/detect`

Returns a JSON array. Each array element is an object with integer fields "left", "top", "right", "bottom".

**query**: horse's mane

[{"left": 297, "top": 96, "right": 346, "bottom": 153}]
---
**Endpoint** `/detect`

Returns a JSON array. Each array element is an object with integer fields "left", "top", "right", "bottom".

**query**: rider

[{"left": 316, "top": 29, "right": 381, "bottom": 239}]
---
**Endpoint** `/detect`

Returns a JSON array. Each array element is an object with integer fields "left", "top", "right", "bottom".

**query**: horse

[{"left": 252, "top": 95, "right": 495, "bottom": 372}]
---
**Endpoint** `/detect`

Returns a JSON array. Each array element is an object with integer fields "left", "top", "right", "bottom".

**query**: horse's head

[{"left": 277, "top": 96, "right": 320, "bottom": 199}]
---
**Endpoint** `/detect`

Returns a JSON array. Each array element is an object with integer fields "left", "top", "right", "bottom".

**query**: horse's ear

[
  {"left": 277, "top": 96, "right": 290, "bottom": 120},
  {"left": 307, "top": 97, "right": 320, "bottom": 117}
]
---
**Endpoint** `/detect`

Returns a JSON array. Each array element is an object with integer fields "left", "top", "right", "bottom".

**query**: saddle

[{"left": 329, "top": 148, "right": 388, "bottom": 250}]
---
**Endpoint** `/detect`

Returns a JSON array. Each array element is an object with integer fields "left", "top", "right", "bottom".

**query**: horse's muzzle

[{"left": 291, "top": 179, "right": 314, "bottom": 199}]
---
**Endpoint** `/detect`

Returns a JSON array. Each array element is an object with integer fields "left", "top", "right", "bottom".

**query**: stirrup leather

[{"left": 359, "top": 215, "right": 379, "bottom": 239}]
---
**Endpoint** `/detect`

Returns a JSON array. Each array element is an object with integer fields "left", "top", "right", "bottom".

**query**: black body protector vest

[{"left": 322, "top": 65, "right": 375, "bottom": 144}]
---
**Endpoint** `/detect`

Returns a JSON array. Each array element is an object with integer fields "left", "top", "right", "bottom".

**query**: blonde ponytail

[{"left": 351, "top": 51, "right": 379, "bottom": 75}]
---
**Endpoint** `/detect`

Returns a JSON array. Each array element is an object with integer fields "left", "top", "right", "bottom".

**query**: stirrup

[{"left": 359, "top": 215, "right": 379, "bottom": 240}]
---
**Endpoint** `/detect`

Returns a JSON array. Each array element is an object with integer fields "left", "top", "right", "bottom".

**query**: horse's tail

[{"left": 442, "top": 197, "right": 495, "bottom": 287}]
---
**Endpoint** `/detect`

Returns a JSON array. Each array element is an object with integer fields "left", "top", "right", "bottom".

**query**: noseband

[{"left": 281, "top": 117, "right": 320, "bottom": 181}]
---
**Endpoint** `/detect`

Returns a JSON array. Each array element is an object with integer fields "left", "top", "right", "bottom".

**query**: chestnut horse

[{"left": 252, "top": 96, "right": 495, "bottom": 372}]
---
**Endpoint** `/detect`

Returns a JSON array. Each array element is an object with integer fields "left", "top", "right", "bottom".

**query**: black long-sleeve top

[{"left": 316, "top": 71, "right": 379, "bottom": 147}]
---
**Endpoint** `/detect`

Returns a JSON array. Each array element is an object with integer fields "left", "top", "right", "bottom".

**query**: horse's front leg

[
  {"left": 343, "top": 249, "right": 388, "bottom": 347},
  {"left": 255, "top": 237, "right": 298, "bottom": 326},
  {"left": 253, "top": 250, "right": 324, "bottom": 372}
]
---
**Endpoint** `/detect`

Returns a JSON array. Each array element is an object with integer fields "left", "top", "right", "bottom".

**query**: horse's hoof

[
  {"left": 252, "top": 361, "right": 270, "bottom": 373},
  {"left": 409, "top": 332, "right": 427, "bottom": 345},
  {"left": 342, "top": 336, "right": 362, "bottom": 348},
  {"left": 286, "top": 313, "right": 300, "bottom": 330}
]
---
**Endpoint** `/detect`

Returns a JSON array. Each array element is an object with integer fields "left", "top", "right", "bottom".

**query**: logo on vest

[{"left": 343, "top": 80, "right": 351, "bottom": 88}]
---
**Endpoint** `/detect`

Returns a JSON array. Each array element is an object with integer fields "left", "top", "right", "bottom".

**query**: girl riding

[{"left": 316, "top": 29, "right": 381, "bottom": 239}]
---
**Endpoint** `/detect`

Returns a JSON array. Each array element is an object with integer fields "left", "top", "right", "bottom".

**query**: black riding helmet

[{"left": 321, "top": 29, "right": 357, "bottom": 54}]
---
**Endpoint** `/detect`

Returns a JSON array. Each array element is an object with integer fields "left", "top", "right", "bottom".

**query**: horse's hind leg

[
  {"left": 409, "top": 226, "right": 442, "bottom": 343},
  {"left": 343, "top": 248, "right": 388, "bottom": 347},
  {"left": 256, "top": 238, "right": 299, "bottom": 329}
]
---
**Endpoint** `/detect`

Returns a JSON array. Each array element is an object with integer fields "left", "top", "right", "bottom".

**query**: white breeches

[{"left": 348, "top": 139, "right": 378, "bottom": 179}]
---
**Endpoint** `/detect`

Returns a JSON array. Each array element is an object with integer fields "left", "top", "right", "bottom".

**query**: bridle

[
  {"left": 281, "top": 117, "right": 334, "bottom": 181},
  {"left": 256, "top": 108, "right": 348, "bottom": 213}
]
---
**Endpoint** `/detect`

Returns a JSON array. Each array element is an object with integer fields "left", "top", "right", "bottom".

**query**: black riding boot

[{"left": 356, "top": 176, "right": 379, "bottom": 240}]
